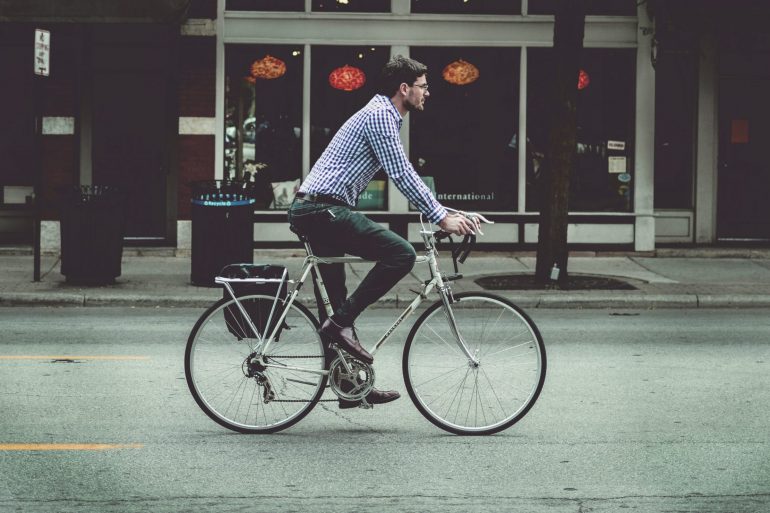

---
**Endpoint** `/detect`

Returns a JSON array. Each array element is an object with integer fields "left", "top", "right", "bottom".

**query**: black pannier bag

[{"left": 219, "top": 264, "right": 289, "bottom": 341}]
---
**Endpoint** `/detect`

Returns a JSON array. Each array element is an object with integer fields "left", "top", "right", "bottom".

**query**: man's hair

[{"left": 378, "top": 55, "right": 428, "bottom": 96}]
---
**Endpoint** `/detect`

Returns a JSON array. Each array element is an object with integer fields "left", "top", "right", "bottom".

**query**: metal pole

[
  {"left": 32, "top": 27, "right": 50, "bottom": 282},
  {"left": 33, "top": 69, "right": 42, "bottom": 281}
]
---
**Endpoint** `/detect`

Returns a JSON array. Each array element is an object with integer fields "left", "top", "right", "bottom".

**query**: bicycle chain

[
  {"left": 260, "top": 354, "right": 335, "bottom": 402},
  {"left": 263, "top": 355, "right": 325, "bottom": 359},
  {"left": 270, "top": 399, "right": 338, "bottom": 402}
]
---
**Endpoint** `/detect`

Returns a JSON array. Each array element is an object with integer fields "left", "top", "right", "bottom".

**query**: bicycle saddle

[{"left": 289, "top": 224, "right": 309, "bottom": 243}]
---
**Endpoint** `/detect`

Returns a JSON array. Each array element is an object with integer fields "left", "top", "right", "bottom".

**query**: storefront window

[
  {"left": 527, "top": 48, "right": 635, "bottom": 212},
  {"left": 312, "top": 0, "right": 390, "bottom": 12},
  {"left": 310, "top": 45, "right": 390, "bottom": 210},
  {"left": 528, "top": 0, "right": 636, "bottom": 16},
  {"left": 411, "top": 0, "right": 519, "bottom": 15},
  {"left": 225, "top": 0, "right": 304, "bottom": 11},
  {"left": 225, "top": 44, "right": 303, "bottom": 209},
  {"left": 654, "top": 48, "right": 696, "bottom": 209},
  {"left": 410, "top": 47, "right": 519, "bottom": 211}
]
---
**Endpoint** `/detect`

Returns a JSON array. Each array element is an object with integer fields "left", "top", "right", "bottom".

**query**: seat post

[{"left": 290, "top": 225, "right": 314, "bottom": 257}]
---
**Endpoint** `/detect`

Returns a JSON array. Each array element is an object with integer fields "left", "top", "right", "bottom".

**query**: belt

[{"left": 295, "top": 192, "right": 350, "bottom": 207}]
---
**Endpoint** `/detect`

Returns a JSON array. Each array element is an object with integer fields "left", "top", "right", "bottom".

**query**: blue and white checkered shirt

[{"left": 299, "top": 94, "right": 447, "bottom": 224}]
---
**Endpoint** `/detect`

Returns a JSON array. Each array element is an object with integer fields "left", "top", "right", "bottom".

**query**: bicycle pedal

[{"left": 328, "top": 343, "right": 347, "bottom": 358}]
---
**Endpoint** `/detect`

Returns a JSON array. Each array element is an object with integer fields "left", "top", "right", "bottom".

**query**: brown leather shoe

[
  {"left": 319, "top": 318, "right": 374, "bottom": 364},
  {"left": 339, "top": 388, "right": 401, "bottom": 409}
]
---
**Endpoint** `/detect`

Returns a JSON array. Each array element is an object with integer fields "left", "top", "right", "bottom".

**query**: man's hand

[{"left": 438, "top": 213, "right": 480, "bottom": 236}]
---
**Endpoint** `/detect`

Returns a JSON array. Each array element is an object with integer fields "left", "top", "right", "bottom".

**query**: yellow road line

[
  {"left": 0, "top": 356, "right": 150, "bottom": 361},
  {"left": 0, "top": 443, "right": 143, "bottom": 451}
]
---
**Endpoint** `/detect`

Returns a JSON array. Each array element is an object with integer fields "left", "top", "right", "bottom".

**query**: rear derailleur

[{"left": 243, "top": 353, "right": 276, "bottom": 403}]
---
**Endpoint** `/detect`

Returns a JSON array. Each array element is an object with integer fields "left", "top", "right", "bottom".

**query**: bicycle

[{"left": 184, "top": 211, "right": 546, "bottom": 435}]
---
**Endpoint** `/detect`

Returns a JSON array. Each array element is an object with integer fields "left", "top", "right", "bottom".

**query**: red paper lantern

[
  {"left": 578, "top": 69, "right": 590, "bottom": 90},
  {"left": 442, "top": 59, "right": 479, "bottom": 86},
  {"left": 250, "top": 55, "right": 286, "bottom": 80},
  {"left": 329, "top": 65, "right": 366, "bottom": 91}
]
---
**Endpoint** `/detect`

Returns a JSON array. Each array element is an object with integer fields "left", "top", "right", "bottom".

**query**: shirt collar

[{"left": 375, "top": 94, "right": 403, "bottom": 128}]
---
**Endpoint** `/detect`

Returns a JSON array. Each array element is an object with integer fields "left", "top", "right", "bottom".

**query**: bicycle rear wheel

[
  {"left": 403, "top": 292, "right": 546, "bottom": 435},
  {"left": 185, "top": 294, "right": 327, "bottom": 433}
]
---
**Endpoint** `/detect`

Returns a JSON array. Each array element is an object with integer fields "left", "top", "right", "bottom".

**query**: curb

[
  {"left": 83, "top": 295, "right": 216, "bottom": 308},
  {"left": 4, "top": 292, "right": 770, "bottom": 308},
  {"left": 0, "top": 292, "right": 86, "bottom": 307},
  {"left": 535, "top": 293, "right": 699, "bottom": 309},
  {"left": 696, "top": 294, "right": 770, "bottom": 308}
]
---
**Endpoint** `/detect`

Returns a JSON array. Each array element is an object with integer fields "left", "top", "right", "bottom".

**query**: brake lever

[
  {"left": 472, "top": 213, "right": 494, "bottom": 224},
  {"left": 462, "top": 212, "right": 494, "bottom": 236}
]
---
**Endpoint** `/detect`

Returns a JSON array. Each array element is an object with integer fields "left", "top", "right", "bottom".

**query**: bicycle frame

[{"left": 214, "top": 228, "right": 479, "bottom": 379}]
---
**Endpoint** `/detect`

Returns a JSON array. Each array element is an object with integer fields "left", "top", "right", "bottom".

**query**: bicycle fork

[
  {"left": 438, "top": 283, "right": 480, "bottom": 366},
  {"left": 422, "top": 243, "right": 479, "bottom": 366}
]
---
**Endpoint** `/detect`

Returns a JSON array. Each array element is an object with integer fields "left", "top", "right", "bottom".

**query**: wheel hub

[{"left": 242, "top": 352, "right": 267, "bottom": 377}]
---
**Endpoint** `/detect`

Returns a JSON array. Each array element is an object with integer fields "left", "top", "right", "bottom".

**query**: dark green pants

[{"left": 288, "top": 198, "right": 416, "bottom": 326}]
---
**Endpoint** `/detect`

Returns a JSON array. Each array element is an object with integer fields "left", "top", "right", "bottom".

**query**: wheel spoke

[
  {"left": 423, "top": 370, "right": 470, "bottom": 411},
  {"left": 410, "top": 362, "right": 468, "bottom": 389},
  {"left": 422, "top": 323, "right": 463, "bottom": 358}
]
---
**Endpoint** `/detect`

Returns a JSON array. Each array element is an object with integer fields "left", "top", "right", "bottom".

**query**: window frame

[{"left": 217, "top": 0, "right": 640, "bottom": 215}]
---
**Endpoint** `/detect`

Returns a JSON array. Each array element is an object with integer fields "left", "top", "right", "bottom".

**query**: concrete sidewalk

[{"left": 3, "top": 247, "right": 770, "bottom": 308}]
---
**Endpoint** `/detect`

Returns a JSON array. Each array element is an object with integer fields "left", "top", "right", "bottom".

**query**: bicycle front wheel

[
  {"left": 403, "top": 292, "right": 546, "bottom": 435},
  {"left": 185, "top": 294, "right": 327, "bottom": 434}
]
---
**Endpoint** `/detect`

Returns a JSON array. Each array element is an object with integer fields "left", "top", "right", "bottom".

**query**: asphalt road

[{"left": 1, "top": 307, "right": 768, "bottom": 512}]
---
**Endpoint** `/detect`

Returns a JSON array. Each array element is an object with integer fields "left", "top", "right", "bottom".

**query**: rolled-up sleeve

[{"left": 364, "top": 112, "right": 447, "bottom": 224}]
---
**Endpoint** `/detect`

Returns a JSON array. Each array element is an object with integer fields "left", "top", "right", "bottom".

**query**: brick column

[{"left": 177, "top": 0, "right": 217, "bottom": 250}]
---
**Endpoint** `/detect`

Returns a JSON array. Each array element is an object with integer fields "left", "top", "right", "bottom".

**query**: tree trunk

[{"left": 535, "top": 1, "right": 586, "bottom": 286}]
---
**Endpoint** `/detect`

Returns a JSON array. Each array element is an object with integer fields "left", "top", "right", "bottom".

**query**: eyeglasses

[{"left": 412, "top": 83, "right": 429, "bottom": 91}]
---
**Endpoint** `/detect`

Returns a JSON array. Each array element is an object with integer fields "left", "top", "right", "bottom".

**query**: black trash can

[
  {"left": 190, "top": 180, "right": 257, "bottom": 286},
  {"left": 60, "top": 185, "right": 126, "bottom": 285}
]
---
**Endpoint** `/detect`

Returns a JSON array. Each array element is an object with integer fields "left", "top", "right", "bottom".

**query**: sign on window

[{"left": 34, "top": 29, "right": 50, "bottom": 77}]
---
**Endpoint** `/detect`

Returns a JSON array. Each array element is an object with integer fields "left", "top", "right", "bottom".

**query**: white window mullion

[
  {"left": 302, "top": 44, "right": 311, "bottom": 179},
  {"left": 518, "top": 46, "right": 527, "bottom": 213},
  {"left": 392, "top": 0, "right": 410, "bottom": 15},
  {"left": 390, "top": 45, "right": 410, "bottom": 213},
  {"left": 214, "top": 0, "right": 226, "bottom": 179}
]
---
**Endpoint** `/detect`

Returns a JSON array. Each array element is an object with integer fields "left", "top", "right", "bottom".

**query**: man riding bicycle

[{"left": 288, "top": 55, "right": 479, "bottom": 409}]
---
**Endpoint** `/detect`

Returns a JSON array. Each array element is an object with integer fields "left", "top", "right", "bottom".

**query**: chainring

[{"left": 328, "top": 355, "right": 375, "bottom": 401}]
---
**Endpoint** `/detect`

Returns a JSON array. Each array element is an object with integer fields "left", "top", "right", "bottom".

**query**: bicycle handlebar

[
  {"left": 429, "top": 209, "right": 495, "bottom": 273},
  {"left": 443, "top": 208, "right": 494, "bottom": 236}
]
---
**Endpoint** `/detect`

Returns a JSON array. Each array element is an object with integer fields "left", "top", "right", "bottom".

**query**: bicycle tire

[
  {"left": 185, "top": 294, "right": 327, "bottom": 434},
  {"left": 403, "top": 292, "right": 546, "bottom": 435}
]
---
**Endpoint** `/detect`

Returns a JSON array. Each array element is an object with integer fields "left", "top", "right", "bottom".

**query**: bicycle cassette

[{"left": 328, "top": 356, "right": 375, "bottom": 402}]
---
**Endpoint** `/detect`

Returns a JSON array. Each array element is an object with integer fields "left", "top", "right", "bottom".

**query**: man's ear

[{"left": 398, "top": 82, "right": 410, "bottom": 96}]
